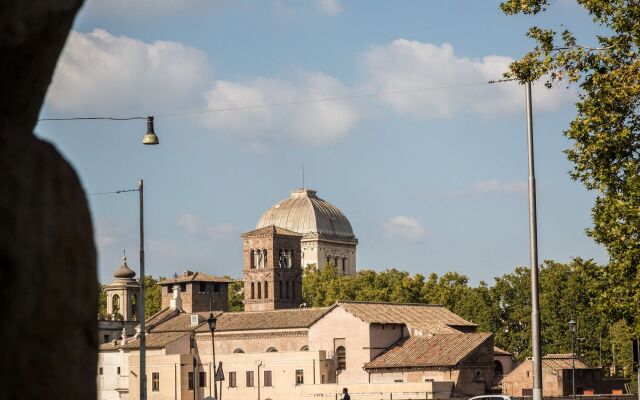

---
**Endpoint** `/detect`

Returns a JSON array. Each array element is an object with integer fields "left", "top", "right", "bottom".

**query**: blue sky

[{"left": 36, "top": 0, "right": 608, "bottom": 285}]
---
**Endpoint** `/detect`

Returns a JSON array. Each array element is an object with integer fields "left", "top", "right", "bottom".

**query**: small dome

[
  {"left": 114, "top": 256, "right": 136, "bottom": 279},
  {"left": 256, "top": 189, "right": 355, "bottom": 238}
]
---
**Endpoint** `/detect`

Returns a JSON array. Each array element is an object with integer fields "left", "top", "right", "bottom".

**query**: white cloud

[
  {"left": 200, "top": 71, "right": 361, "bottom": 147},
  {"left": 176, "top": 212, "right": 236, "bottom": 240},
  {"left": 47, "top": 29, "right": 212, "bottom": 116},
  {"left": 317, "top": 0, "right": 342, "bottom": 15},
  {"left": 384, "top": 216, "right": 426, "bottom": 240},
  {"left": 360, "top": 39, "right": 570, "bottom": 118},
  {"left": 471, "top": 180, "right": 527, "bottom": 194}
]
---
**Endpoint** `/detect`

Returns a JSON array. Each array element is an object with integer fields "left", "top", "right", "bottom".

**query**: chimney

[
  {"left": 121, "top": 327, "right": 128, "bottom": 346},
  {"left": 170, "top": 284, "right": 183, "bottom": 310}
]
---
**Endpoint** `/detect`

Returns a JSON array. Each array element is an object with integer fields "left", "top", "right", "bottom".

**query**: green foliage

[
  {"left": 501, "top": 0, "right": 640, "bottom": 331},
  {"left": 225, "top": 275, "right": 244, "bottom": 312},
  {"left": 143, "top": 275, "right": 162, "bottom": 317},
  {"left": 98, "top": 284, "right": 107, "bottom": 319}
]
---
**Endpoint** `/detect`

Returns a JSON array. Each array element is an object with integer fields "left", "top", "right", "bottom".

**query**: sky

[{"left": 35, "top": 0, "right": 609, "bottom": 285}]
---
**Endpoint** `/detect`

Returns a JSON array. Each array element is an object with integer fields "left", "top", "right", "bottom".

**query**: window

[
  {"left": 112, "top": 294, "right": 120, "bottom": 313},
  {"left": 250, "top": 282, "right": 255, "bottom": 299},
  {"left": 180, "top": 283, "right": 186, "bottom": 292},
  {"left": 246, "top": 371, "right": 254, "bottom": 387},
  {"left": 263, "top": 249, "right": 267, "bottom": 267},
  {"left": 336, "top": 346, "right": 346, "bottom": 370},
  {"left": 131, "top": 294, "right": 138, "bottom": 320},
  {"left": 278, "top": 281, "right": 283, "bottom": 299},
  {"left": 250, "top": 249, "right": 255, "bottom": 269},
  {"left": 342, "top": 258, "right": 347, "bottom": 273},
  {"left": 266, "top": 347, "right": 277, "bottom": 352},
  {"left": 199, "top": 371, "right": 206, "bottom": 387},
  {"left": 264, "top": 282, "right": 268, "bottom": 299},
  {"left": 285, "top": 281, "right": 290, "bottom": 299},
  {"left": 152, "top": 372, "right": 160, "bottom": 391},
  {"left": 200, "top": 282, "right": 207, "bottom": 293},
  {"left": 321, "top": 374, "right": 325, "bottom": 384},
  {"left": 424, "top": 378, "right": 434, "bottom": 383},
  {"left": 188, "top": 372, "right": 194, "bottom": 390},
  {"left": 213, "top": 283, "right": 219, "bottom": 293},
  {"left": 394, "top": 379, "right": 404, "bottom": 383},
  {"left": 300, "top": 345, "right": 309, "bottom": 351},
  {"left": 233, "top": 348, "right": 245, "bottom": 353},
  {"left": 229, "top": 372, "right": 237, "bottom": 388},
  {"left": 99, "top": 367, "right": 103, "bottom": 376},
  {"left": 117, "top": 367, "right": 121, "bottom": 375},
  {"left": 264, "top": 370, "right": 272, "bottom": 387},
  {"left": 103, "top": 334, "right": 110, "bottom": 343},
  {"left": 295, "top": 369, "right": 304, "bottom": 385},
  {"left": 257, "top": 281, "right": 262, "bottom": 299}
]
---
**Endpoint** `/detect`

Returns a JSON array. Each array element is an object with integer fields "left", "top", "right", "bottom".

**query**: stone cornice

[{"left": 194, "top": 330, "right": 308, "bottom": 341}]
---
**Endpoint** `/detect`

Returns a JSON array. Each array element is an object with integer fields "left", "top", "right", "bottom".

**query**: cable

[
  {"left": 89, "top": 188, "right": 139, "bottom": 196},
  {"left": 38, "top": 77, "right": 519, "bottom": 122}
]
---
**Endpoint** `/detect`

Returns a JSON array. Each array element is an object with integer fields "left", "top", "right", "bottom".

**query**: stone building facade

[
  {"left": 99, "top": 255, "right": 141, "bottom": 344},
  {"left": 256, "top": 189, "right": 358, "bottom": 275},
  {"left": 242, "top": 225, "right": 304, "bottom": 311},
  {"left": 159, "top": 271, "right": 232, "bottom": 313}
]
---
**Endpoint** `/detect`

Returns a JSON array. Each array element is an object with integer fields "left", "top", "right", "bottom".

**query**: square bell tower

[{"left": 241, "top": 225, "right": 303, "bottom": 312}]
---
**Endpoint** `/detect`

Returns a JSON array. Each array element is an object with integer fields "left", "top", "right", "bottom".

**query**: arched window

[
  {"left": 342, "top": 258, "right": 347, "bottom": 274},
  {"left": 257, "top": 281, "right": 262, "bottom": 299},
  {"left": 250, "top": 249, "right": 255, "bottom": 269},
  {"left": 285, "top": 281, "right": 290, "bottom": 299},
  {"left": 300, "top": 345, "right": 309, "bottom": 351},
  {"left": 326, "top": 256, "right": 331, "bottom": 266},
  {"left": 287, "top": 250, "right": 292, "bottom": 268},
  {"left": 278, "top": 250, "right": 283, "bottom": 268},
  {"left": 264, "top": 282, "right": 269, "bottom": 299},
  {"left": 131, "top": 294, "right": 138, "bottom": 320},
  {"left": 494, "top": 360, "right": 504, "bottom": 376},
  {"left": 278, "top": 281, "right": 283, "bottom": 299},
  {"left": 250, "top": 282, "right": 255, "bottom": 299},
  {"left": 112, "top": 294, "right": 120, "bottom": 313},
  {"left": 263, "top": 249, "right": 267, "bottom": 268},
  {"left": 233, "top": 348, "right": 245, "bottom": 353},
  {"left": 266, "top": 347, "right": 277, "bottom": 352},
  {"left": 290, "top": 250, "right": 294, "bottom": 267},
  {"left": 336, "top": 346, "right": 346, "bottom": 370},
  {"left": 334, "top": 257, "right": 339, "bottom": 268}
]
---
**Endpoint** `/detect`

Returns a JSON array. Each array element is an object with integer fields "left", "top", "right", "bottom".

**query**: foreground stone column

[{"left": 0, "top": 1, "right": 97, "bottom": 399}]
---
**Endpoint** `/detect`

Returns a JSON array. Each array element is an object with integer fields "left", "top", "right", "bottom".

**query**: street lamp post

[
  {"left": 207, "top": 313, "right": 218, "bottom": 400},
  {"left": 138, "top": 179, "right": 147, "bottom": 400},
  {"left": 569, "top": 319, "right": 577, "bottom": 398}
]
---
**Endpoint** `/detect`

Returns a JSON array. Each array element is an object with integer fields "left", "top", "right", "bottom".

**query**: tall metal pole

[
  {"left": 211, "top": 330, "right": 218, "bottom": 399},
  {"left": 572, "top": 333, "right": 576, "bottom": 397},
  {"left": 139, "top": 179, "right": 147, "bottom": 400},
  {"left": 526, "top": 81, "right": 543, "bottom": 400}
]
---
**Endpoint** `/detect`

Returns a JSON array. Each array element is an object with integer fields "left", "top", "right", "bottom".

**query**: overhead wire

[{"left": 37, "top": 77, "right": 520, "bottom": 122}]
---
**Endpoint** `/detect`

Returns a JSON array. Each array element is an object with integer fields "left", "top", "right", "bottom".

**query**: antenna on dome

[{"left": 302, "top": 162, "right": 305, "bottom": 190}]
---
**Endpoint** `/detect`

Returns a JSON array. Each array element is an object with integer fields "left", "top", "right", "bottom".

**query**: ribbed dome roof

[
  {"left": 256, "top": 189, "right": 355, "bottom": 238},
  {"left": 114, "top": 256, "right": 136, "bottom": 279}
]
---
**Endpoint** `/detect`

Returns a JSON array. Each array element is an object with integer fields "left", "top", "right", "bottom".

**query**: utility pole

[
  {"left": 526, "top": 81, "right": 543, "bottom": 400},
  {"left": 139, "top": 179, "right": 147, "bottom": 400}
]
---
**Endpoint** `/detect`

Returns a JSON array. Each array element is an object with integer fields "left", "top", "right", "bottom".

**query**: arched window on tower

[
  {"left": 131, "top": 294, "right": 138, "bottom": 321},
  {"left": 250, "top": 250, "right": 255, "bottom": 269},
  {"left": 287, "top": 250, "right": 293, "bottom": 268},
  {"left": 334, "top": 257, "right": 339, "bottom": 269},
  {"left": 250, "top": 282, "right": 255, "bottom": 299},
  {"left": 279, "top": 250, "right": 284, "bottom": 268},
  {"left": 291, "top": 281, "right": 296, "bottom": 299},
  {"left": 336, "top": 346, "right": 346, "bottom": 370},
  {"left": 257, "top": 281, "right": 262, "bottom": 299},
  {"left": 342, "top": 258, "right": 347, "bottom": 274},
  {"left": 263, "top": 249, "right": 267, "bottom": 268},
  {"left": 326, "top": 256, "right": 331, "bottom": 266},
  {"left": 112, "top": 294, "right": 120, "bottom": 314},
  {"left": 264, "top": 281, "right": 269, "bottom": 299},
  {"left": 285, "top": 281, "right": 290, "bottom": 299}
]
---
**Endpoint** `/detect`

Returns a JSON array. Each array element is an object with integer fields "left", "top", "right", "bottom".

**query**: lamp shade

[
  {"left": 207, "top": 313, "right": 217, "bottom": 331},
  {"left": 568, "top": 319, "right": 577, "bottom": 333},
  {"left": 142, "top": 116, "right": 159, "bottom": 145}
]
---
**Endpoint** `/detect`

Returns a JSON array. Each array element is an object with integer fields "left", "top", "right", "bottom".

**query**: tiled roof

[
  {"left": 543, "top": 354, "right": 591, "bottom": 370},
  {"left": 122, "top": 332, "right": 190, "bottom": 350},
  {"left": 242, "top": 225, "right": 303, "bottom": 238},
  {"left": 365, "top": 333, "right": 492, "bottom": 370},
  {"left": 152, "top": 311, "right": 222, "bottom": 333},
  {"left": 195, "top": 307, "right": 330, "bottom": 333},
  {"left": 159, "top": 272, "right": 233, "bottom": 285},
  {"left": 494, "top": 346, "right": 512, "bottom": 356},
  {"left": 337, "top": 301, "right": 476, "bottom": 334},
  {"left": 145, "top": 307, "right": 180, "bottom": 329}
]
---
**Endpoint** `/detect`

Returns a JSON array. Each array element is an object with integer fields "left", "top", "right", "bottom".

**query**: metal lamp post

[
  {"left": 569, "top": 319, "right": 577, "bottom": 398},
  {"left": 207, "top": 313, "right": 218, "bottom": 400}
]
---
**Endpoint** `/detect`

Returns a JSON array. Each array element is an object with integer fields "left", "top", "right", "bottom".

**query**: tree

[
  {"left": 98, "top": 284, "right": 107, "bottom": 319},
  {"left": 143, "top": 275, "right": 162, "bottom": 317},
  {"left": 225, "top": 275, "right": 244, "bottom": 312},
  {"left": 500, "top": 0, "right": 640, "bottom": 331}
]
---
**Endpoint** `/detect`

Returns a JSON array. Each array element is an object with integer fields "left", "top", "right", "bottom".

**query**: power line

[
  {"left": 89, "top": 188, "right": 139, "bottom": 196},
  {"left": 37, "top": 77, "right": 519, "bottom": 122}
]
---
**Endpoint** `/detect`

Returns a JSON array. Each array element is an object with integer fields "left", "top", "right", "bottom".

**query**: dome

[
  {"left": 256, "top": 189, "right": 355, "bottom": 238},
  {"left": 113, "top": 256, "right": 136, "bottom": 279}
]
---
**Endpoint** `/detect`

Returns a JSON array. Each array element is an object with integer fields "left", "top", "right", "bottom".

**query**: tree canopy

[{"left": 500, "top": 0, "right": 640, "bottom": 332}]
